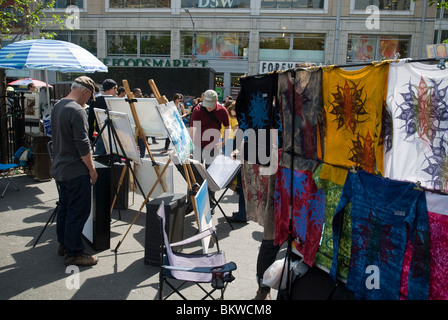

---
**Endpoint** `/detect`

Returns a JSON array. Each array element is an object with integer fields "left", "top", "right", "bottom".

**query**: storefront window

[
  {"left": 181, "top": 32, "right": 249, "bottom": 59},
  {"left": 292, "top": 33, "right": 325, "bottom": 62},
  {"left": 259, "top": 33, "right": 290, "bottom": 60},
  {"left": 52, "top": 30, "right": 97, "bottom": 55},
  {"left": 45, "top": 0, "right": 84, "bottom": 9},
  {"left": 353, "top": 0, "right": 410, "bottom": 11},
  {"left": 216, "top": 33, "right": 249, "bottom": 59},
  {"left": 259, "top": 33, "right": 325, "bottom": 63},
  {"left": 109, "top": 0, "right": 170, "bottom": 9},
  {"left": 140, "top": 32, "right": 171, "bottom": 56},
  {"left": 230, "top": 73, "right": 244, "bottom": 99},
  {"left": 107, "top": 32, "right": 138, "bottom": 55},
  {"left": 180, "top": 0, "right": 250, "bottom": 9},
  {"left": 346, "top": 34, "right": 410, "bottom": 63},
  {"left": 261, "top": 0, "right": 325, "bottom": 9}
]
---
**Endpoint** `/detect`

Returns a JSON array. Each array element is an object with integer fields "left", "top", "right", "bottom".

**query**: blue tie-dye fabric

[{"left": 330, "top": 171, "right": 430, "bottom": 300}]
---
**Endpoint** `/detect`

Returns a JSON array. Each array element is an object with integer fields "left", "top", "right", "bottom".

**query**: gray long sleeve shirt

[{"left": 50, "top": 99, "right": 92, "bottom": 181}]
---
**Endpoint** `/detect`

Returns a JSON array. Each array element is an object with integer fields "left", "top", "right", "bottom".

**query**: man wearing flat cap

[
  {"left": 87, "top": 78, "right": 118, "bottom": 154},
  {"left": 50, "top": 76, "right": 99, "bottom": 267}
]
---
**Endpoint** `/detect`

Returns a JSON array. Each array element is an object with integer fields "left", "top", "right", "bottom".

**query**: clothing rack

[{"left": 242, "top": 58, "right": 445, "bottom": 81}]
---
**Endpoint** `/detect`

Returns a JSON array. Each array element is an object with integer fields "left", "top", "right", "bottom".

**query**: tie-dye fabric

[
  {"left": 384, "top": 62, "right": 448, "bottom": 193},
  {"left": 322, "top": 65, "right": 388, "bottom": 184},
  {"left": 273, "top": 166, "right": 325, "bottom": 266},
  {"left": 313, "top": 164, "right": 351, "bottom": 280},
  {"left": 277, "top": 68, "right": 324, "bottom": 172},
  {"left": 400, "top": 192, "right": 448, "bottom": 300},
  {"left": 330, "top": 171, "right": 430, "bottom": 300}
]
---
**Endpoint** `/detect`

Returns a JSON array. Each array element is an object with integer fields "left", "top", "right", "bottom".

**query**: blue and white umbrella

[
  {"left": 0, "top": 39, "right": 107, "bottom": 73},
  {"left": 0, "top": 39, "right": 108, "bottom": 104}
]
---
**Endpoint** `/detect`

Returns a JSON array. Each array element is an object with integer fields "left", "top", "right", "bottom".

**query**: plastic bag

[{"left": 263, "top": 258, "right": 300, "bottom": 290}]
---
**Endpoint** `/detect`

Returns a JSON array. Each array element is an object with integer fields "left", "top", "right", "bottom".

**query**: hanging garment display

[
  {"left": 241, "top": 160, "right": 278, "bottom": 240},
  {"left": 321, "top": 64, "right": 389, "bottom": 185},
  {"left": 330, "top": 170, "right": 430, "bottom": 300},
  {"left": 400, "top": 192, "right": 448, "bottom": 300},
  {"left": 235, "top": 73, "right": 281, "bottom": 166},
  {"left": 273, "top": 165, "right": 325, "bottom": 266},
  {"left": 312, "top": 164, "right": 351, "bottom": 280},
  {"left": 384, "top": 61, "right": 448, "bottom": 193},
  {"left": 277, "top": 68, "right": 324, "bottom": 172}
]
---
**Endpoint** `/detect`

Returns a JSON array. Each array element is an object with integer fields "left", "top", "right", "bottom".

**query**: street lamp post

[{"left": 184, "top": 8, "right": 195, "bottom": 66}]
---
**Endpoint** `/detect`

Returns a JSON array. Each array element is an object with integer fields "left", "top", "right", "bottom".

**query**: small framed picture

[{"left": 24, "top": 92, "right": 40, "bottom": 119}]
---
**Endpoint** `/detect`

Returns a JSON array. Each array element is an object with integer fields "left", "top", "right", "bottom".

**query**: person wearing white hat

[{"left": 189, "top": 89, "right": 230, "bottom": 165}]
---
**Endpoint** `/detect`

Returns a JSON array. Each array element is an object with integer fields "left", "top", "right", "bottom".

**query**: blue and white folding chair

[
  {"left": 157, "top": 201, "right": 237, "bottom": 300},
  {"left": 0, "top": 163, "right": 19, "bottom": 198}
]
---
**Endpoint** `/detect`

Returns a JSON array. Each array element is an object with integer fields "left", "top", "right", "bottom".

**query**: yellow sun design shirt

[{"left": 321, "top": 64, "right": 389, "bottom": 184}]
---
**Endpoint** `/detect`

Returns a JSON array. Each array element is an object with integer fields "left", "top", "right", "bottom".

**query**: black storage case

[{"left": 144, "top": 193, "right": 186, "bottom": 266}]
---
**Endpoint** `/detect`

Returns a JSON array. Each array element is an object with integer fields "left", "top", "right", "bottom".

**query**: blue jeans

[{"left": 56, "top": 175, "right": 92, "bottom": 257}]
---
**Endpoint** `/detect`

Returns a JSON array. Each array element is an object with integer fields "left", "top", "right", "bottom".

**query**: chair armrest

[
  {"left": 170, "top": 226, "right": 217, "bottom": 248},
  {"left": 162, "top": 261, "right": 237, "bottom": 274}
]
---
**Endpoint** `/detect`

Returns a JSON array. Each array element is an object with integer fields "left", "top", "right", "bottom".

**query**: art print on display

[
  {"left": 194, "top": 180, "right": 213, "bottom": 254},
  {"left": 24, "top": 92, "right": 40, "bottom": 119},
  {"left": 94, "top": 108, "right": 142, "bottom": 164},
  {"left": 156, "top": 101, "right": 194, "bottom": 164},
  {"left": 105, "top": 97, "right": 168, "bottom": 138}
]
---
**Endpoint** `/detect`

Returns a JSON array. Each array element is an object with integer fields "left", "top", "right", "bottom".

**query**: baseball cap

[
  {"left": 202, "top": 89, "right": 218, "bottom": 108},
  {"left": 74, "top": 76, "right": 96, "bottom": 101},
  {"left": 102, "top": 78, "right": 117, "bottom": 91}
]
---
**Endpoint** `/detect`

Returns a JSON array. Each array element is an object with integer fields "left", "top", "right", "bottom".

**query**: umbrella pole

[{"left": 45, "top": 69, "right": 50, "bottom": 108}]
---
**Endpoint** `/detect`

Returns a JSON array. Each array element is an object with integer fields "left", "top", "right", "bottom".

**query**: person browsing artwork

[
  {"left": 50, "top": 76, "right": 99, "bottom": 267},
  {"left": 189, "top": 89, "right": 230, "bottom": 165},
  {"left": 87, "top": 78, "right": 118, "bottom": 155}
]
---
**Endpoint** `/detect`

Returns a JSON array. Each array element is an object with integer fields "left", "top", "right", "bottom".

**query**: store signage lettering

[
  {"left": 198, "top": 0, "right": 237, "bottom": 8},
  {"left": 102, "top": 58, "right": 208, "bottom": 68},
  {"left": 259, "top": 61, "right": 297, "bottom": 74}
]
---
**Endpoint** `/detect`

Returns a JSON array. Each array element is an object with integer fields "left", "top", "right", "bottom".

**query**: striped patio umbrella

[
  {"left": 0, "top": 39, "right": 107, "bottom": 73},
  {"left": 0, "top": 39, "right": 107, "bottom": 105}
]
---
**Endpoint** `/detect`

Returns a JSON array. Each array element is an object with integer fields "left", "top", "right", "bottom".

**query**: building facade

[{"left": 6, "top": 0, "right": 444, "bottom": 99}]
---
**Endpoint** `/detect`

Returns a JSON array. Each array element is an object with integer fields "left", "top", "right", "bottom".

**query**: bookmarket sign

[{"left": 102, "top": 57, "right": 208, "bottom": 68}]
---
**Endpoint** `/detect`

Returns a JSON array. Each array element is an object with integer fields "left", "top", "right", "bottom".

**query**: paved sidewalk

[{"left": 0, "top": 145, "right": 282, "bottom": 301}]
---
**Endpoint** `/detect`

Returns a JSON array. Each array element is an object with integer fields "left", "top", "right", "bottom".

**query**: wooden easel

[
  {"left": 109, "top": 80, "right": 168, "bottom": 214},
  {"left": 114, "top": 80, "right": 200, "bottom": 252},
  {"left": 148, "top": 79, "right": 200, "bottom": 230}
]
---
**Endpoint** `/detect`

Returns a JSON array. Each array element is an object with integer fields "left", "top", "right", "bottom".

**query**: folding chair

[
  {"left": 157, "top": 201, "right": 237, "bottom": 300},
  {"left": 0, "top": 163, "right": 19, "bottom": 198}
]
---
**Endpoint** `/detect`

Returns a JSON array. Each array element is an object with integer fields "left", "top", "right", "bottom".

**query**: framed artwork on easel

[
  {"left": 155, "top": 100, "right": 194, "bottom": 165},
  {"left": 94, "top": 108, "right": 142, "bottom": 165}
]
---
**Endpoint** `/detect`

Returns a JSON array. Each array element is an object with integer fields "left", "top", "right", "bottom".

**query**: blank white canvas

[
  {"left": 105, "top": 97, "right": 168, "bottom": 138},
  {"left": 133, "top": 159, "right": 174, "bottom": 199}
]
